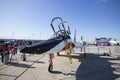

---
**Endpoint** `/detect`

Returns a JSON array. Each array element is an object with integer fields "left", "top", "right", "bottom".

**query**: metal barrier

[{"left": 85, "top": 46, "right": 120, "bottom": 57}]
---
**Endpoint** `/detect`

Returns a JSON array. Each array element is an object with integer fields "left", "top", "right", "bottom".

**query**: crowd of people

[
  {"left": 0, "top": 39, "right": 41, "bottom": 64},
  {"left": 0, "top": 42, "right": 18, "bottom": 64}
]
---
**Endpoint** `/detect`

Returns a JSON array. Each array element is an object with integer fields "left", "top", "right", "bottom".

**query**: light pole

[{"left": 12, "top": 32, "right": 14, "bottom": 39}]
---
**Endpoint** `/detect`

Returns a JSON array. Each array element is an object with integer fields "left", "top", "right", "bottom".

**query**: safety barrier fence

[{"left": 84, "top": 46, "right": 120, "bottom": 56}]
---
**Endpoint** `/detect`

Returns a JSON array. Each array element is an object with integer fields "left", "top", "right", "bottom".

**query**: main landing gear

[{"left": 48, "top": 54, "right": 54, "bottom": 72}]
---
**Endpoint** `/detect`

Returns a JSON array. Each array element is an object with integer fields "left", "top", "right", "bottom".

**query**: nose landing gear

[{"left": 48, "top": 54, "right": 54, "bottom": 72}]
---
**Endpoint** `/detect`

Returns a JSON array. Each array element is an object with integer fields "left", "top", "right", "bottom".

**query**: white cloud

[
  {"left": 97, "top": 0, "right": 109, "bottom": 4},
  {"left": 99, "top": 0, "right": 108, "bottom": 2}
]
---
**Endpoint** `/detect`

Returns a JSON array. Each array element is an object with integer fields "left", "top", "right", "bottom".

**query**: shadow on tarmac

[
  {"left": 51, "top": 70, "right": 76, "bottom": 76},
  {"left": 8, "top": 60, "right": 45, "bottom": 68},
  {"left": 77, "top": 53, "right": 120, "bottom": 80},
  {"left": 51, "top": 71, "right": 62, "bottom": 74},
  {"left": 10, "top": 62, "right": 36, "bottom": 68},
  {"left": 58, "top": 53, "right": 120, "bottom": 80},
  {"left": 25, "top": 60, "right": 45, "bottom": 64}
]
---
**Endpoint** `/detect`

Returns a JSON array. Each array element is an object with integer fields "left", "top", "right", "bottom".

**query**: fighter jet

[{"left": 20, "top": 17, "right": 75, "bottom": 72}]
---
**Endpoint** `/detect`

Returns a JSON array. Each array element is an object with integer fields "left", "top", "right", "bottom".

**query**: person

[
  {"left": 0, "top": 42, "right": 4, "bottom": 63},
  {"left": 0, "top": 49, "right": 4, "bottom": 63},
  {"left": 14, "top": 44, "right": 18, "bottom": 54},
  {"left": 80, "top": 39, "right": 84, "bottom": 52},
  {"left": 3, "top": 44, "right": 10, "bottom": 64}
]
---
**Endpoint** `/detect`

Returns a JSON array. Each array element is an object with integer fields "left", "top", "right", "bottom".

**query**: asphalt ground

[{"left": 0, "top": 46, "right": 120, "bottom": 80}]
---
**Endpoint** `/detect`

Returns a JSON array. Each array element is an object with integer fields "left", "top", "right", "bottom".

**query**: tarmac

[{"left": 0, "top": 46, "right": 120, "bottom": 80}]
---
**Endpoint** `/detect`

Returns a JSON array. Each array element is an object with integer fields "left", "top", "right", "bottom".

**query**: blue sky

[{"left": 0, "top": 0, "right": 120, "bottom": 42}]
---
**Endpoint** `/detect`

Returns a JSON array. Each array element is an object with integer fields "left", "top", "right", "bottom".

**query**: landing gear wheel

[
  {"left": 103, "top": 53, "right": 110, "bottom": 56},
  {"left": 22, "top": 53, "right": 26, "bottom": 61},
  {"left": 57, "top": 52, "right": 60, "bottom": 56},
  {"left": 84, "top": 53, "right": 86, "bottom": 57},
  {"left": 48, "top": 64, "right": 53, "bottom": 73}
]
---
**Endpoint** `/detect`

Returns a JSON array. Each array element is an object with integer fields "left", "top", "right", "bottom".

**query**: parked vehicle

[{"left": 95, "top": 37, "right": 111, "bottom": 46}]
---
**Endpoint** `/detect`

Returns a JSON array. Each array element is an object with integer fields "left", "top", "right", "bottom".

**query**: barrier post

[{"left": 98, "top": 47, "right": 99, "bottom": 54}]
